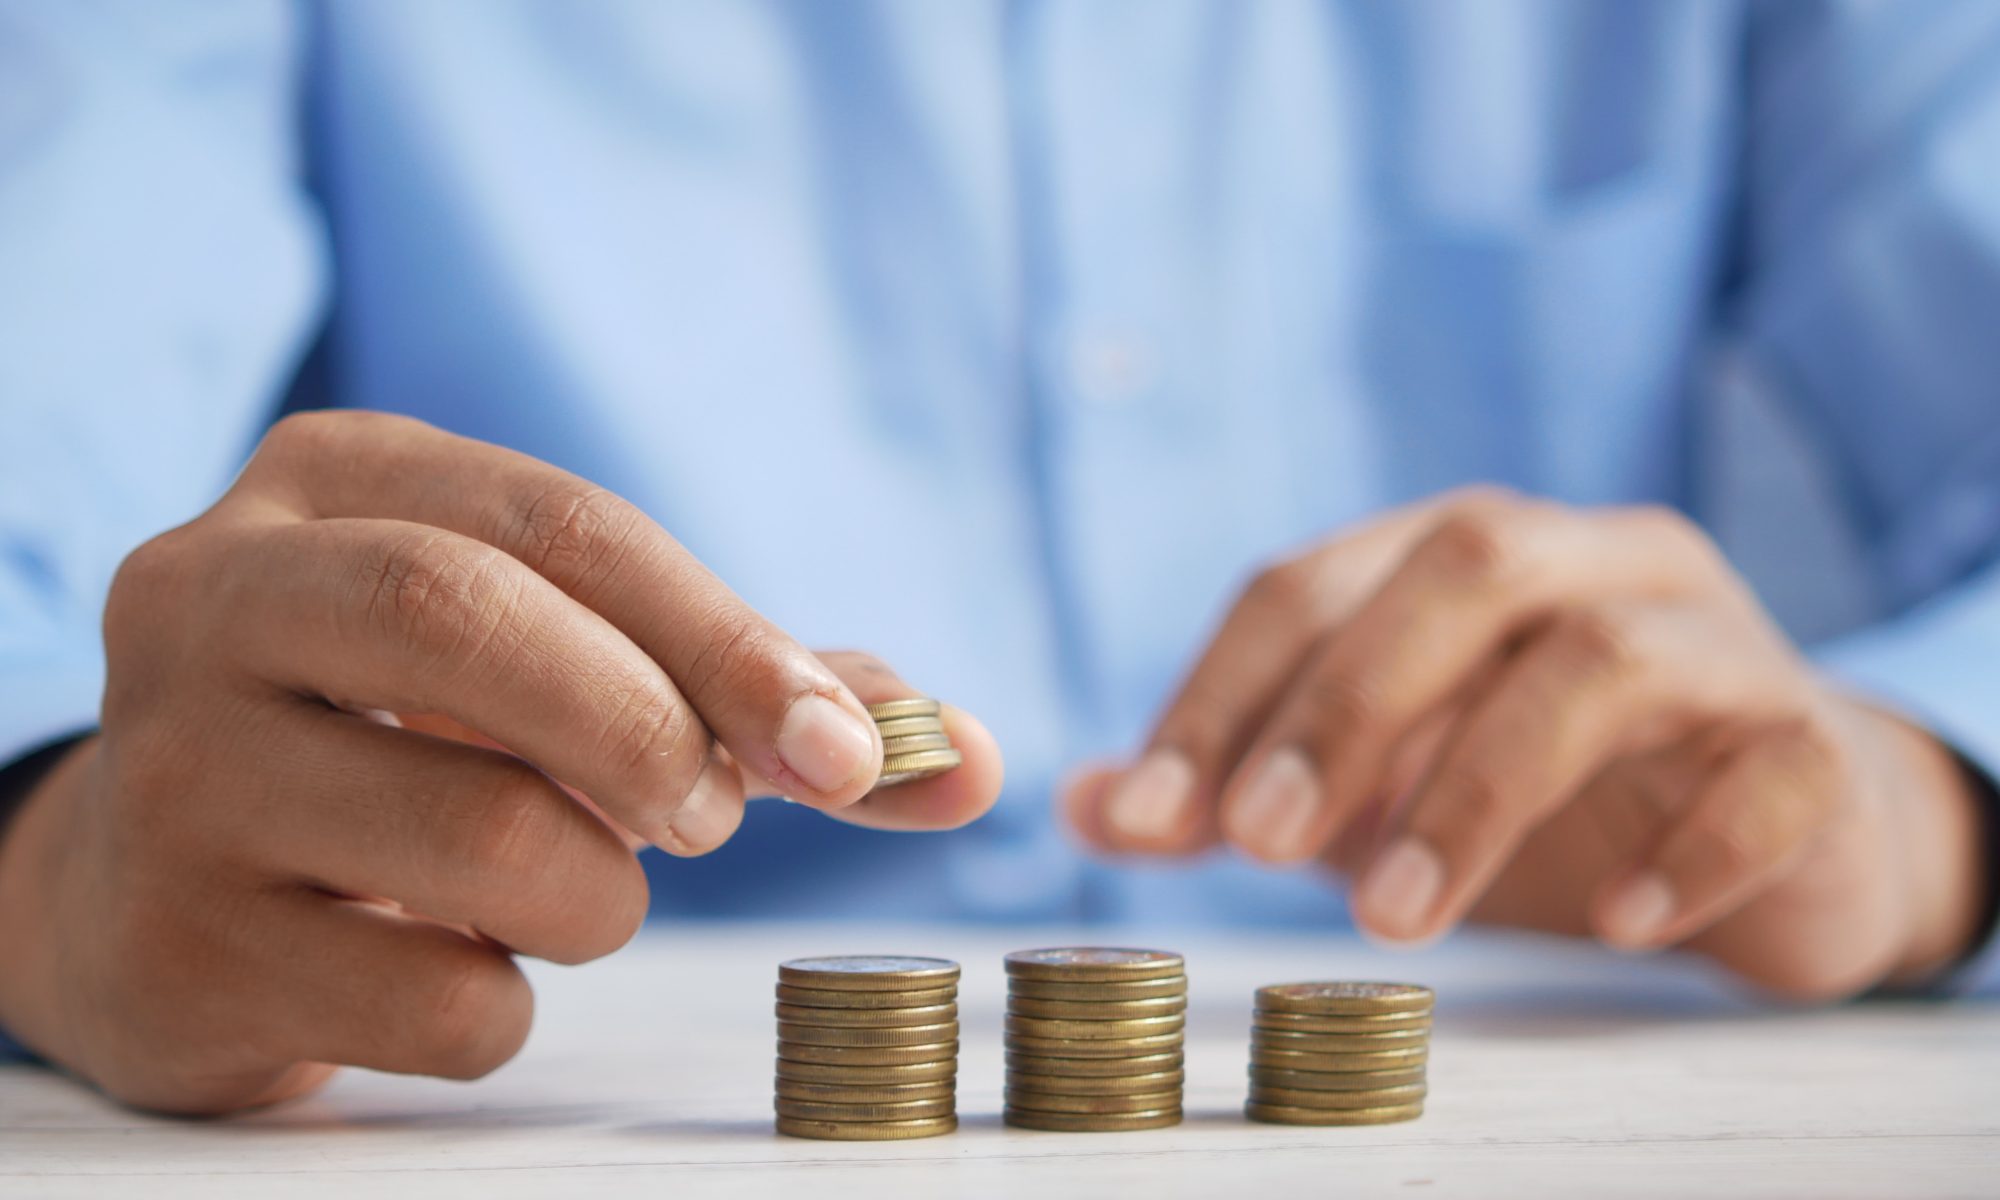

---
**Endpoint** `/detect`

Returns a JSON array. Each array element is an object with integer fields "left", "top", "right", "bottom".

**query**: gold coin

[
  {"left": 1004, "top": 1089, "right": 1181, "bottom": 1115},
  {"left": 776, "top": 1114, "right": 957, "bottom": 1141},
  {"left": 876, "top": 747, "right": 963, "bottom": 788},
  {"left": 1254, "top": 1009, "right": 1431, "bottom": 1034},
  {"left": 776, "top": 1077, "right": 956, "bottom": 1103},
  {"left": 1245, "top": 1101, "right": 1424, "bottom": 1126},
  {"left": 778, "top": 956, "right": 960, "bottom": 991},
  {"left": 1004, "top": 1032, "right": 1183, "bottom": 1058},
  {"left": 1007, "top": 995, "right": 1186, "bottom": 1021},
  {"left": 1005, "top": 1013, "right": 1184, "bottom": 1041},
  {"left": 872, "top": 715, "right": 947, "bottom": 739},
  {"left": 779, "top": 1021, "right": 958, "bottom": 1048},
  {"left": 1250, "top": 1027, "right": 1429, "bottom": 1053},
  {"left": 1004, "top": 948, "right": 1184, "bottom": 983},
  {"left": 778, "top": 1041, "right": 958, "bottom": 1067},
  {"left": 1248, "top": 1065, "right": 1427, "bottom": 1092},
  {"left": 866, "top": 698, "right": 942, "bottom": 722},
  {"left": 1005, "top": 1050, "right": 1184, "bottom": 1077},
  {"left": 1255, "top": 982, "right": 1433, "bottom": 1017},
  {"left": 879, "top": 732, "right": 953, "bottom": 755},
  {"left": 1247, "top": 1083, "right": 1427, "bottom": 1109},
  {"left": 1003, "top": 1107, "right": 1181, "bottom": 1132},
  {"left": 776, "top": 1097, "right": 955, "bottom": 1122},
  {"left": 1006, "top": 1069, "right": 1184, "bottom": 1096},
  {"left": 776, "top": 1057, "right": 957, "bottom": 1085},
  {"left": 775, "top": 1001, "right": 957, "bottom": 1028},
  {"left": 777, "top": 983, "right": 957, "bottom": 1010},
  {"left": 1007, "top": 976, "right": 1187, "bottom": 1002},
  {"left": 1248, "top": 1045, "right": 1429, "bottom": 1072}
]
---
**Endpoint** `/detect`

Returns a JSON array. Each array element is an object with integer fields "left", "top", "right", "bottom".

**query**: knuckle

[
  {"left": 598, "top": 681, "right": 707, "bottom": 790},
  {"left": 1299, "top": 666, "right": 1388, "bottom": 736},
  {"left": 460, "top": 770, "right": 564, "bottom": 883},
  {"left": 1678, "top": 813, "right": 1767, "bottom": 879},
  {"left": 1418, "top": 507, "right": 1521, "bottom": 588},
  {"left": 679, "top": 611, "right": 779, "bottom": 700},
  {"left": 1432, "top": 765, "right": 1510, "bottom": 831},
  {"left": 356, "top": 533, "right": 518, "bottom": 668},
  {"left": 511, "top": 483, "right": 641, "bottom": 585},
  {"left": 1241, "top": 557, "right": 1323, "bottom": 620},
  {"left": 1628, "top": 504, "right": 1727, "bottom": 576},
  {"left": 1547, "top": 607, "right": 1641, "bottom": 681},
  {"left": 424, "top": 955, "right": 531, "bottom": 1080}
]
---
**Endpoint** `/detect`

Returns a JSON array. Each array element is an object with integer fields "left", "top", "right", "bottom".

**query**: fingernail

[
  {"left": 1105, "top": 750, "right": 1195, "bottom": 842},
  {"left": 1225, "top": 748, "right": 1321, "bottom": 862},
  {"left": 776, "top": 693, "right": 877, "bottom": 795},
  {"left": 663, "top": 756, "right": 741, "bottom": 857},
  {"left": 1357, "top": 838, "right": 1444, "bottom": 938},
  {"left": 1600, "top": 872, "right": 1676, "bottom": 947}
]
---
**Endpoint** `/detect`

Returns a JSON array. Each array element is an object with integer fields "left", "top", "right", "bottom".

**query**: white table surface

[{"left": 3, "top": 922, "right": 1996, "bottom": 1198}]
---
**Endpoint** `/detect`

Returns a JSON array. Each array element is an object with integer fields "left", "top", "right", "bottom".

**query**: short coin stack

[
  {"left": 1003, "top": 948, "right": 1187, "bottom": 1132},
  {"left": 774, "top": 956, "right": 960, "bottom": 1140},
  {"left": 867, "top": 698, "right": 962, "bottom": 789},
  {"left": 1245, "top": 982, "right": 1433, "bottom": 1126}
]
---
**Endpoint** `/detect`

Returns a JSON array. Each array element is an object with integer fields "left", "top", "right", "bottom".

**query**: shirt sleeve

[
  {"left": 1732, "top": 2, "right": 2000, "bottom": 992},
  {"left": 0, "top": 1, "right": 326, "bottom": 1058}
]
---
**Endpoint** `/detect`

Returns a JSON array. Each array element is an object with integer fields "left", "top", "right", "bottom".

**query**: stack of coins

[
  {"left": 1245, "top": 982, "right": 1433, "bottom": 1126},
  {"left": 866, "top": 698, "right": 962, "bottom": 789},
  {"left": 774, "top": 956, "right": 960, "bottom": 1140},
  {"left": 1002, "top": 948, "right": 1187, "bottom": 1132}
]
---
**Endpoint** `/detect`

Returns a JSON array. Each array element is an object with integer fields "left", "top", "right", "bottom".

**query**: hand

[
  {"left": 0, "top": 411, "right": 1002, "bottom": 1113},
  {"left": 1065, "top": 489, "right": 1986, "bottom": 999}
]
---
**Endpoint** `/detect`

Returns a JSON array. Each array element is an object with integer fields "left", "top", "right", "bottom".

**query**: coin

[
  {"left": 872, "top": 715, "right": 947, "bottom": 739},
  {"left": 1005, "top": 1013, "right": 1184, "bottom": 1041},
  {"left": 865, "top": 698, "right": 941, "bottom": 721},
  {"left": 778, "top": 1041, "right": 958, "bottom": 1066},
  {"left": 1004, "top": 948, "right": 1185, "bottom": 983},
  {"left": 1249, "top": 1026, "right": 1428, "bottom": 1053},
  {"left": 1003, "top": 1107, "right": 1181, "bottom": 1132},
  {"left": 779, "top": 1021, "right": 958, "bottom": 1048},
  {"left": 776, "top": 1078, "right": 956, "bottom": 1103},
  {"left": 877, "top": 747, "right": 963, "bottom": 787},
  {"left": 1247, "top": 1065, "right": 1427, "bottom": 1092},
  {"left": 1006, "top": 1069, "right": 1185, "bottom": 1096},
  {"left": 775, "top": 1001, "right": 957, "bottom": 1028},
  {"left": 776, "top": 1057, "right": 958, "bottom": 1084},
  {"left": 1007, "top": 976, "right": 1187, "bottom": 1002},
  {"left": 1248, "top": 1045, "right": 1429, "bottom": 1072},
  {"left": 1253, "top": 1009, "right": 1432, "bottom": 1034},
  {"left": 1244, "top": 1101, "right": 1424, "bottom": 1126},
  {"left": 1007, "top": 995, "right": 1187, "bottom": 1021},
  {"left": 776, "top": 983, "right": 957, "bottom": 1010},
  {"left": 775, "top": 1096, "right": 955, "bottom": 1122},
  {"left": 879, "top": 732, "right": 953, "bottom": 755},
  {"left": 1005, "top": 1051, "right": 1184, "bottom": 1077},
  {"left": 778, "top": 956, "right": 960, "bottom": 991},
  {"left": 1255, "top": 982, "right": 1433, "bottom": 1016},
  {"left": 1247, "top": 1083, "right": 1427, "bottom": 1109},
  {"left": 1004, "top": 1089, "right": 1182, "bottom": 1115},
  {"left": 776, "top": 1114, "right": 957, "bottom": 1141},
  {"left": 1004, "top": 1032, "right": 1184, "bottom": 1058}
]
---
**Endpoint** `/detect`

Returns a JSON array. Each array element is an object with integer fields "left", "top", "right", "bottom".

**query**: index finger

[{"left": 236, "top": 411, "right": 883, "bottom": 811}]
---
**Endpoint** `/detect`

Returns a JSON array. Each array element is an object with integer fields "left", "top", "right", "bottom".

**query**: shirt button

[{"left": 1066, "top": 333, "right": 1153, "bottom": 407}]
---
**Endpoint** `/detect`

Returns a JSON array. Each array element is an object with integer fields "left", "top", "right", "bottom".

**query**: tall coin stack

[
  {"left": 1003, "top": 948, "right": 1187, "bottom": 1132},
  {"left": 774, "top": 956, "right": 961, "bottom": 1141},
  {"left": 867, "top": 698, "right": 962, "bottom": 789},
  {"left": 1245, "top": 982, "right": 1432, "bottom": 1126}
]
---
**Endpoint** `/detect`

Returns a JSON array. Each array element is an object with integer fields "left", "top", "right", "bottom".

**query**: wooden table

[{"left": 4, "top": 923, "right": 1996, "bottom": 1197}]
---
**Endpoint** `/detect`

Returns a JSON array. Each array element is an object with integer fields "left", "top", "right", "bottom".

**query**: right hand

[{"left": 0, "top": 411, "right": 1002, "bottom": 1114}]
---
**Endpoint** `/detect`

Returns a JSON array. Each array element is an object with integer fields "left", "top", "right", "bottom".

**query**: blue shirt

[{"left": 4, "top": 0, "right": 2000, "bottom": 1028}]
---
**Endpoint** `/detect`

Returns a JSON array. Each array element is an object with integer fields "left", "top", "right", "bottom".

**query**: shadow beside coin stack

[
  {"left": 866, "top": 698, "right": 962, "bottom": 789},
  {"left": 774, "top": 956, "right": 961, "bottom": 1140},
  {"left": 1003, "top": 948, "right": 1187, "bottom": 1131},
  {"left": 1245, "top": 982, "right": 1432, "bottom": 1126}
]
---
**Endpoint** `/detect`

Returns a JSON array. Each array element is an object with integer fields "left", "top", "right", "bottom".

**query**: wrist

[{"left": 0, "top": 736, "right": 98, "bottom": 1063}]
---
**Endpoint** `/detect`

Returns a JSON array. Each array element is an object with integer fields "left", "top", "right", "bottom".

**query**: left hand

[{"left": 1064, "top": 489, "right": 1987, "bottom": 999}]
